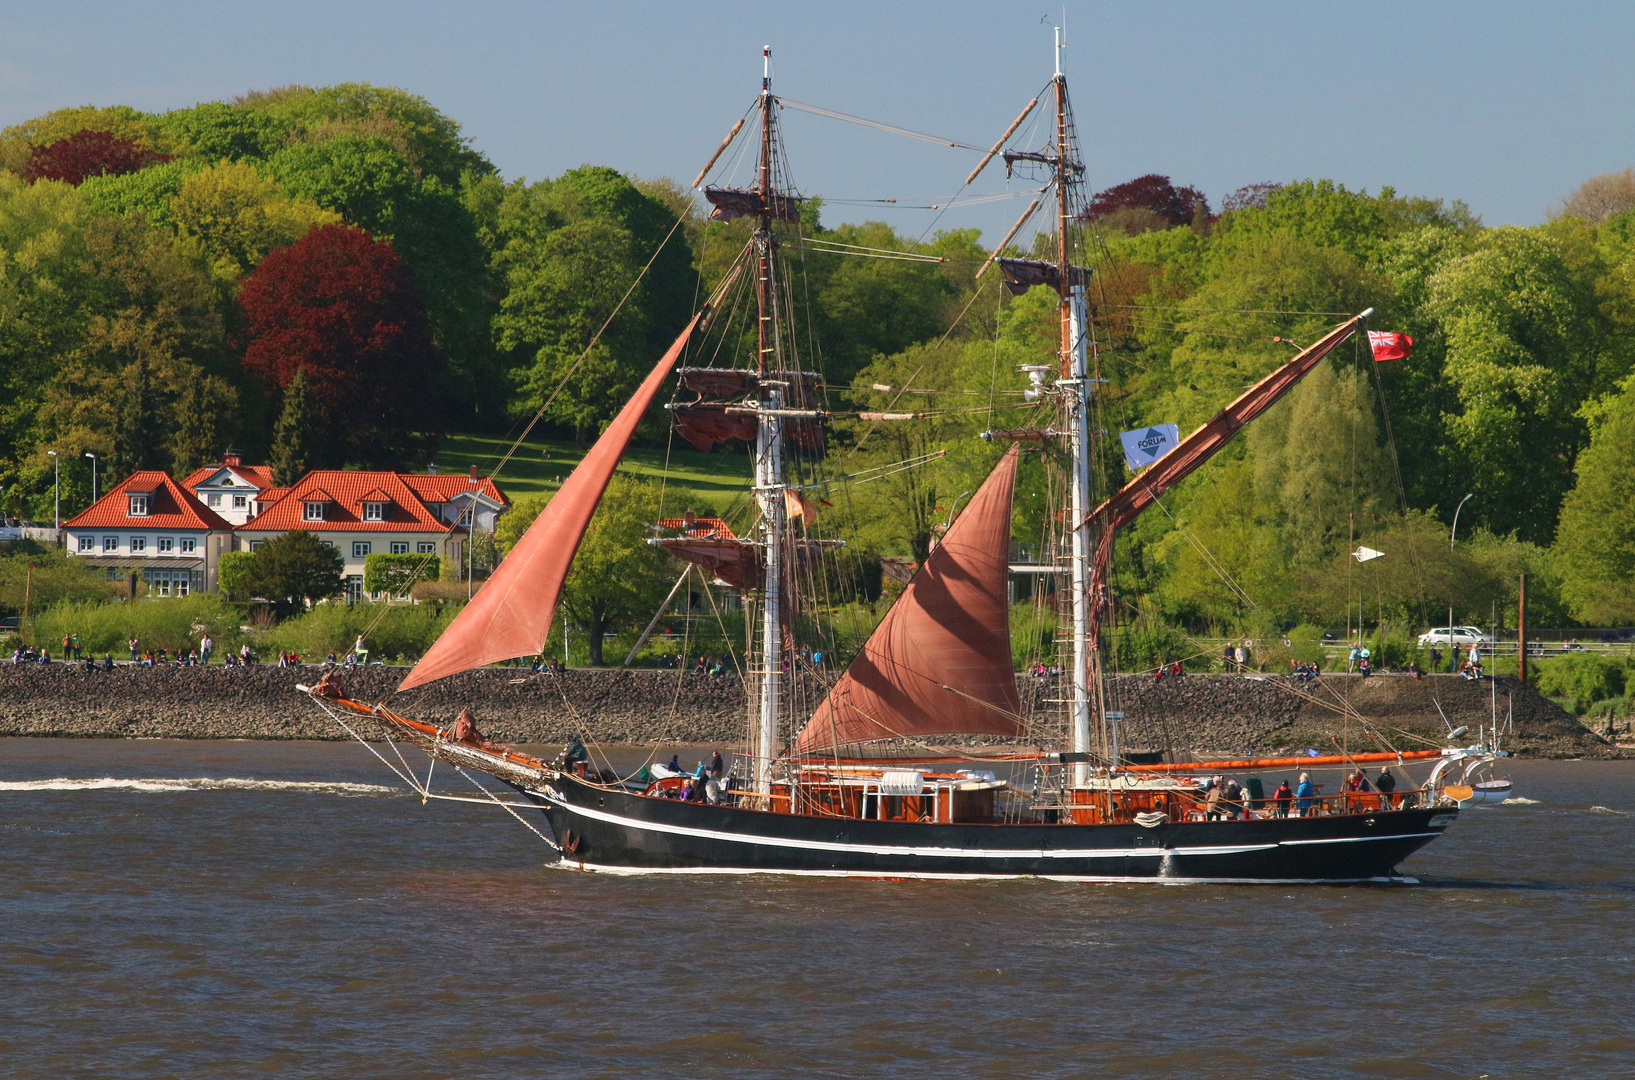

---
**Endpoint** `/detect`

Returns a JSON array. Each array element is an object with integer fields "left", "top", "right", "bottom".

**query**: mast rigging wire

[{"left": 778, "top": 97, "right": 986, "bottom": 151}]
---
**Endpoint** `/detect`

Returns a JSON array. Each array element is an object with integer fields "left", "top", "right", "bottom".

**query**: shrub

[
  {"left": 259, "top": 600, "right": 456, "bottom": 662},
  {"left": 218, "top": 551, "right": 255, "bottom": 598},
  {"left": 30, "top": 594, "right": 246, "bottom": 655},
  {"left": 1533, "top": 653, "right": 1626, "bottom": 710}
]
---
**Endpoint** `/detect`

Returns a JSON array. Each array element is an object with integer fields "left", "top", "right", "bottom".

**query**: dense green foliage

[
  {"left": 1, "top": 82, "right": 1631, "bottom": 665},
  {"left": 363, "top": 552, "right": 440, "bottom": 596},
  {"left": 239, "top": 530, "right": 344, "bottom": 614}
]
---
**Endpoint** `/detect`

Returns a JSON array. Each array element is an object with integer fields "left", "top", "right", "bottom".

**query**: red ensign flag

[{"left": 1367, "top": 331, "right": 1413, "bottom": 362}]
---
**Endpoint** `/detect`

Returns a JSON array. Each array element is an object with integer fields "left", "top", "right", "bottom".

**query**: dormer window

[
  {"left": 458, "top": 505, "right": 473, "bottom": 527},
  {"left": 303, "top": 501, "right": 327, "bottom": 522},
  {"left": 362, "top": 501, "right": 385, "bottom": 522},
  {"left": 129, "top": 494, "right": 150, "bottom": 517}
]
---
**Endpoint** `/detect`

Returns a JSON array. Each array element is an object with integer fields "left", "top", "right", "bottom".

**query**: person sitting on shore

[
  {"left": 101, "top": 654, "right": 114, "bottom": 671},
  {"left": 1407, "top": 660, "right": 1422, "bottom": 680},
  {"left": 82, "top": 655, "right": 96, "bottom": 672},
  {"left": 38, "top": 648, "right": 51, "bottom": 664}
]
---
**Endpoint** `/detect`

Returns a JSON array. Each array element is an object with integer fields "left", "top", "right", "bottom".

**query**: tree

[
  {"left": 1554, "top": 375, "right": 1635, "bottom": 622},
  {"left": 1427, "top": 226, "right": 1604, "bottom": 541},
  {"left": 364, "top": 552, "right": 440, "bottom": 597},
  {"left": 216, "top": 551, "right": 255, "bottom": 599},
  {"left": 1086, "top": 174, "right": 1209, "bottom": 229},
  {"left": 1558, "top": 168, "right": 1635, "bottom": 224},
  {"left": 239, "top": 223, "right": 444, "bottom": 468},
  {"left": 243, "top": 530, "right": 343, "bottom": 615},
  {"left": 556, "top": 475, "right": 668, "bottom": 666},
  {"left": 169, "top": 160, "right": 337, "bottom": 279},
  {"left": 269, "top": 367, "right": 326, "bottom": 485},
  {"left": 154, "top": 101, "right": 292, "bottom": 162},
  {"left": 23, "top": 130, "right": 171, "bottom": 186},
  {"left": 170, "top": 375, "right": 239, "bottom": 476},
  {"left": 492, "top": 166, "right": 695, "bottom": 435},
  {"left": 110, "top": 352, "right": 166, "bottom": 479}
]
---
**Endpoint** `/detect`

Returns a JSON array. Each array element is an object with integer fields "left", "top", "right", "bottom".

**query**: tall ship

[{"left": 304, "top": 44, "right": 1481, "bottom": 882}]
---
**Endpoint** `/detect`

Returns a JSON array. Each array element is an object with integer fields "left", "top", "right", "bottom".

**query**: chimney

[
  {"left": 427, "top": 463, "right": 437, "bottom": 475},
  {"left": 468, "top": 464, "right": 480, "bottom": 484},
  {"left": 684, "top": 509, "right": 697, "bottom": 531},
  {"left": 222, "top": 448, "right": 241, "bottom": 468}
]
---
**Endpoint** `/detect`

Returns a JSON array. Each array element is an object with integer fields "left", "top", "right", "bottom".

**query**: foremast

[
  {"left": 752, "top": 47, "right": 785, "bottom": 801},
  {"left": 1049, "top": 34, "right": 1100, "bottom": 785}
]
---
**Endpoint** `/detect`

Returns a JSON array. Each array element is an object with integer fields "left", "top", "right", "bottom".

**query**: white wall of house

[
  {"left": 234, "top": 531, "right": 455, "bottom": 599},
  {"left": 190, "top": 470, "right": 264, "bottom": 526}
]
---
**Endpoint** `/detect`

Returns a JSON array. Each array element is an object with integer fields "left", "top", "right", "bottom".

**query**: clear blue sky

[{"left": 4, "top": 1, "right": 1632, "bottom": 244}]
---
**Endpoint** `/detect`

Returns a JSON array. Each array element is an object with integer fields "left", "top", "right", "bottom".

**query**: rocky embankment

[{"left": 0, "top": 663, "right": 1617, "bottom": 758}]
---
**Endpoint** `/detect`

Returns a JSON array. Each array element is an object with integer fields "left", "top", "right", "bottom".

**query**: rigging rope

[{"left": 778, "top": 97, "right": 986, "bottom": 151}]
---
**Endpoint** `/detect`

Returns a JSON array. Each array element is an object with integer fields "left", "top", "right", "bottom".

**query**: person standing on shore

[
  {"left": 200, "top": 634, "right": 212, "bottom": 665},
  {"left": 353, "top": 634, "right": 368, "bottom": 665}
]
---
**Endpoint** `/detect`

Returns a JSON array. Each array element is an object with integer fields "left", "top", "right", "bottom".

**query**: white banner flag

[
  {"left": 1119, "top": 424, "right": 1180, "bottom": 472},
  {"left": 1353, "top": 546, "right": 1385, "bottom": 563}
]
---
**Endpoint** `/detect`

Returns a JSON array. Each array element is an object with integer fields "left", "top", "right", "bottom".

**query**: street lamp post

[
  {"left": 1447, "top": 493, "right": 1473, "bottom": 673},
  {"left": 1449, "top": 492, "right": 1473, "bottom": 549},
  {"left": 84, "top": 452, "right": 98, "bottom": 504},
  {"left": 47, "top": 451, "right": 59, "bottom": 538}
]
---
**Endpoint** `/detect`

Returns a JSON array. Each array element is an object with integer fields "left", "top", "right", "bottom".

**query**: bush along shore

[{"left": 0, "top": 663, "right": 1619, "bottom": 758}]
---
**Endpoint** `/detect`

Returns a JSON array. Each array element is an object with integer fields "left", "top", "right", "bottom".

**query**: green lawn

[{"left": 434, "top": 431, "right": 753, "bottom": 517}]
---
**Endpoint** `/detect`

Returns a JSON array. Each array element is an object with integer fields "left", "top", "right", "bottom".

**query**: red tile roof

[
  {"left": 257, "top": 487, "right": 291, "bottom": 505},
  {"left": 402, "top": 474, "right": 509, "bottom": 506},
  {"left": 179, "top": 463, "right": 276, "bottom": 491},
  {"left": 237, "top": 470, "right": 481, "bottom": 533},
  {"left": 64, "top": 471, "right": 235, "bottom": 531}
]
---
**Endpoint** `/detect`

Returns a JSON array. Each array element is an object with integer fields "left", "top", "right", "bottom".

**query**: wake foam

[
  {"left": 1588, "top": 805, "right": 1631, "bottom": 817},
  {"left": 0, "top": 777, "right": 399, "bottom": 796},
  {"left": 1500, "top": 797, "right": 1542, "bottom": 805}
]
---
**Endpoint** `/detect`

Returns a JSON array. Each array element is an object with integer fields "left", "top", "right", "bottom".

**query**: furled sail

[
  {"left": 795, "top": 445, "right": 1024, "bottom": 753},
  {"left": 398, "top": 313, "right": 704, "bottom": 690}
]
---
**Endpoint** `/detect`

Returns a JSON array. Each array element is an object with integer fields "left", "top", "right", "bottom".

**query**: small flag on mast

[
  {"left": 1367, "top": 331, "right": 1413, "bottom": 362},
  {"left": 1353, "top": 546, "right": 1385, "bottom": 563}
]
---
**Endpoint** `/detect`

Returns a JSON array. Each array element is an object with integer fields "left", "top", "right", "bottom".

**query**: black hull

[{"left": 525, "top": 774, "right": 1457, "bottom": 883}]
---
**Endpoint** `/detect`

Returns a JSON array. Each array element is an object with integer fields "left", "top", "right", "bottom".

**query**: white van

[{"left": 1417, "top": 626, "right": 1493, "bottom": 647}]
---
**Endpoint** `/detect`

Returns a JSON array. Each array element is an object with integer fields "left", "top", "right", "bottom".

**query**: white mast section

[
  {"left": 1067, "top": 287, "right": 1093, "bottom": 785},
  {"left": 752, "top": 46, "right": 784, "bottom": 802}
]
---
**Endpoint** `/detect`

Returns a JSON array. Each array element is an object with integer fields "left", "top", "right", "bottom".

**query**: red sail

[
  {"left": 399, "top": 314, "right": 702, "bottom": 690},
  {"left": 795, "top": 446, "right": 1023, "bottom": 753}
]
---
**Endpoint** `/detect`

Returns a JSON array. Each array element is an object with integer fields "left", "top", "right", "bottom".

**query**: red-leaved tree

[
  {"left": 239, "top": 224, "right": 445, "bottom": 467},
  {"left": 23, "top": 130, "right": 171, "bottom": 185},
  {"left": 1084, "top": 174, "right": 1209, "bottom": 228}
]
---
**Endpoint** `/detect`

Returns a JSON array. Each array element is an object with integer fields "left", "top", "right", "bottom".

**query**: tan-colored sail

[
  {"left": 795, "top": 446, "right": 1024, "bottom": 753},
  {"left": 399, "top": 314, "right": 702, "bottom": 690}
]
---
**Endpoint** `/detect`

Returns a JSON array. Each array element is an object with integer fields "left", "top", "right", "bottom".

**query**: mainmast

[
  {"left": 1052, "top": 31, "right": 1098, "bottom": 785},
  {"left": 752, "top": 46, "right": 785, "bottom": 800}
]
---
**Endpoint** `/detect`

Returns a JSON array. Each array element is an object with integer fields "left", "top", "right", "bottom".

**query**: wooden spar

[
  {"left": 692, "top": 118, "right": 746, "bottom": 189},
  {"left": 975, "top": 198, "right": 1041, "bottom": 280},
  {"left": 965, "top": 97, "right": 1038, "bottom": 185},
  {"left": 1122, "top": 749, "right": 1444, "bottom": 774},
  {"left": 1517, "top": 571, "right": 1528, "bottom": 684}
]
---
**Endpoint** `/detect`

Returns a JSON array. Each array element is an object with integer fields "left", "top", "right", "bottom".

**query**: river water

[{"left": 1, "top": 738, "right": 1631, "bottom": 1079}]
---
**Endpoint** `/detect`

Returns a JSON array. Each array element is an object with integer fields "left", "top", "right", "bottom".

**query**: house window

[
  {"left": 303, "top": 501, "right": 326, "bottom": 522},
  {"left": 390, "top": 541, "right": 409, "bottom": 555},
  {"left": 129, "top": 494, "right": 150, "bottom": 516},
  {"left": 143, "top": 569, "right": 190, "bottom": 598},
  {"left": 103, "top": 536, "right": 118, "bottom": 552},
  {"left": 130, "top": 537, "right": 146, "bottom": 553},
  {"left": 416, "top": 542, "right": 436, "bottom": 554},
  {"left": 320, "top": 540, "right": 335, "bottom": 548},
  {"left": 78, "top": 536, "right": 93, "bottom": 552},
  {"left": 179, "top": 538, "right": 196, "bottom": 554},
  {"left": 362, "top": 501, "right": 385, "bottom": 522},
  {"left": 352, "top": 541, "right": 372, "bottom": 559},
  {"left": 345, "top": 575, "right": 364, "bottom": 603},
  {"left": 157, "top": 537, "right": 174, "bottom": 553},
  {"left": 207, "top": 493, "right": 222, "bottom": 507},
  {"left": 458, "top": 506, "right": 473, "bottom": 527},
  {"left": 232, "top": 495, "right": 247, "bottom": 509},
  {"left": 249, "top": 540, "right": 264, "bottom": 552}
]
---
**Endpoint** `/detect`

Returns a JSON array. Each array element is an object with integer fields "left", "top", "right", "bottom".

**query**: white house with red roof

[
  {"left": 179, "top": 452, "right": 277, "bottom": 526},
  {"left": 234, "top": 466, "right": 508, "bottom": 600},
  {"left": 62, "top": 471, "right": 237, "bottom": 596}
]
